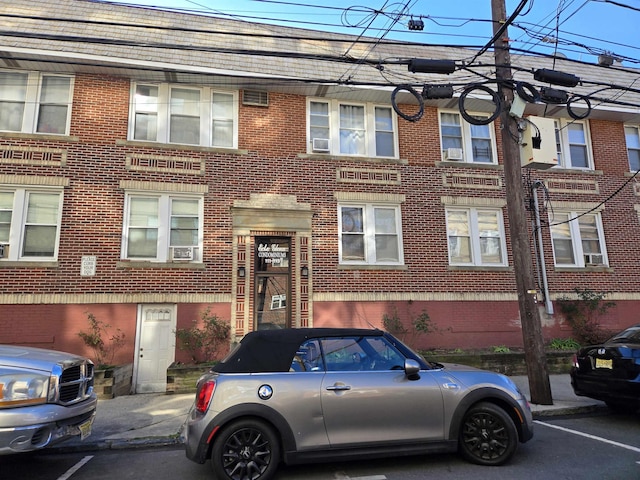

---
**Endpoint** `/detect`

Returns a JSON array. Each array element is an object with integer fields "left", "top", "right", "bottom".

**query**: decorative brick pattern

[
  {"left": 0, "top": 146, "right": 66, "bottom": 166},
  {"left": 126, "top": 154, "right": 205, "bottom": 175},
  {"left": 337, "top": 167, "right": 401, "bottom": 185}
]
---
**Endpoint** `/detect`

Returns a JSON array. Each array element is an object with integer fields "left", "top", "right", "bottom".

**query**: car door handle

[{"left": 326, "top": 385, "right": 351, "bottom": 391}]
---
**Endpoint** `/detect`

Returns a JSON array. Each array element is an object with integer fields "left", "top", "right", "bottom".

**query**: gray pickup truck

[{"left": 0, "top": 345, "right": 97, "bottom": 454}]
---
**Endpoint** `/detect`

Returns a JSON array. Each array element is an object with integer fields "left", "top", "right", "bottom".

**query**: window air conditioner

[
  {"left": 584, "top": 253, "right": 603, "bottom": 265},
  {"left": 171, "top": 246, "right": 194, "bottom": 261},
  {"left": 444, "top": 147, "right": 464, "bottom": 161},
  {"left": 312, "top": 138, "right": 330, "bottom": 153}
]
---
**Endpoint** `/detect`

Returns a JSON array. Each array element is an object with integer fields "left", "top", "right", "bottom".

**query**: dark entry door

[{"left": 255, "top": 237, "right": 290, "bottom": 330}]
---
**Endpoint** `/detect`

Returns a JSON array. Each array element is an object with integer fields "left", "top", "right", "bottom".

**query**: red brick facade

[{"left": 1, "top": 72, "right": 637, "bottom": 362}]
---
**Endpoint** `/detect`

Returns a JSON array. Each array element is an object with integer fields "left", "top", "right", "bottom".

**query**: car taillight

[
  {"left": 196, "top": 380, "right": 216, "bottom": 413},
  {"left": 572, "top": 354, "right": 579, "bottom": 369}
]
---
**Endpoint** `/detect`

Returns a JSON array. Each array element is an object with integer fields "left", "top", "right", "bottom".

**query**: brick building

[{"left": 1, "top": 0, "right": 639, "bottom": 392}]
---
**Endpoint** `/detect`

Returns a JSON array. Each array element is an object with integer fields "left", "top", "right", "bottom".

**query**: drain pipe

[{"left": 531, "top": 180, "right": 554, "bottom": 314}]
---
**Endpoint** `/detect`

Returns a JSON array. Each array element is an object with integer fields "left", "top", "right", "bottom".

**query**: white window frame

[
  {"left": 624, "top": 125, "right": 640, "bottom": 171},
  {"left": 445, "top": 207, "right": 508, "bottom": 266},
  {"left": 338, "top": 203, "right": 404, "bottom": 266},
  {"left": 270, "top": 294, "right": 286, "bottom": 310},
  {"left": 0, "top": 70, "right": 73, "bottom": 135},
  {"left": 129, "top": 82, "right": 238, "bottom": 148},
  {"left": 549, "top": 211, "right": 608, "bottom": 268},
  {"left": 0, "top": 187, "right": 63, "bottom": 261},
  {"left": 121, "top": 192, "right": 204, "bottom": 263},
  {"left": 438, "top": 110, "right": 498, "bottom": 164},
  {"left": 554, "top": 119, "right": 594, "bottom": 170},
  {"left": 307, "top": 98, "right": 399, "bottom": 158}
]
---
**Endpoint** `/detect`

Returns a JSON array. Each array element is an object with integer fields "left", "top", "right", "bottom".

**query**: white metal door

[{"left": 134, "top": 304, "right": 176, "bottom": 393}]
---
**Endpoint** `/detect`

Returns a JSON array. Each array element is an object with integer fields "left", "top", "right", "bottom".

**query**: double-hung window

[
  {"left": 131, "top": 83, "right": 237, "bottom": 148},
  {"left": 0, "top": 188, "right": 63, "bottom": 261},
  {"left": 123, "top": 193, "right": 203, "bottom": 262},
  {"left": 339, "top": 204, "right": 403, "bottom": 265},
  {"left": 446, "top": 208, "right": 507, "bottom": 266},
  {"left": 550, "top": 211, "right": 607, "bottom": 267},
  {"left": 0, "top": 70, "right": 73, "bottom": 135},
  {"left": 439, "top": 111, "right": 497, "bottom": 164},
  {"left": 308, "top": 99, "right": 398, "bottom": 158},
  {"left": 625, "top": 125, "right": 640, "bottom": 171},
  {"left": 555, "top": 119, "right": 593, "bottom": 169}
]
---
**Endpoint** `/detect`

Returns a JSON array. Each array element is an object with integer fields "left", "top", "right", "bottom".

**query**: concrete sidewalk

[{"left": 53, "top": 374, "right": 605, "bottom": 453}]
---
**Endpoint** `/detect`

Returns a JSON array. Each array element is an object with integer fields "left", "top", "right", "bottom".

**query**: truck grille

[{"left": 57, "top": 361, "right": 94, "bottom": 405}]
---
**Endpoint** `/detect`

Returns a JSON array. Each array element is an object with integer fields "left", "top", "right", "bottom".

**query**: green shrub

[
  {"left": 556, "top": 288, "right": 615, "bottom": 345},
  {"left": 77, "top": 312, "right": 126, "bottom": 368},
  {"left": 175, "top": 309, "right": 230, "bottom": 364},
  {"left": 548, "top": 337, "right": 581, "bottom": 351}
]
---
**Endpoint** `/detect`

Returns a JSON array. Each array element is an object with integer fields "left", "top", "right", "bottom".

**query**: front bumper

[{"left": 0, "top": 394, "right": 97, "bottom": 455}]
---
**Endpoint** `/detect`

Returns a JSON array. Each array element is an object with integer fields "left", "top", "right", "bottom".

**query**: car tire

[
  {"left": 458, "top": 402, "right": 518, "bottom": 466},
  {"left": 210, "top": 418, "right": 281, "bottom": 480}
]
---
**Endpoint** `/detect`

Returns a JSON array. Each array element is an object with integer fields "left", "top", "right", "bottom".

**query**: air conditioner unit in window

[
  {"left": 171, "top": 246, "right": 194, "bottom": 261},
  {"left": 444, "top": 147, "right": 463, "bottom": 161},
  {"left": 584, "top": 253, "right": 604, "bottom": 266},
  {"left": 312, "top": 138, "right": 330, "bottom": 153}
]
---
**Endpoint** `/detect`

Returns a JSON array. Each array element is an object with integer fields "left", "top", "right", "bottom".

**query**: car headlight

[{"left": 0, "top": 370, "right": 51, "bottom": 408}]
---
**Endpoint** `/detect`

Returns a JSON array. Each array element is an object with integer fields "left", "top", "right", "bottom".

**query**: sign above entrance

[{"left": 256, "top": 237, "right": 290, "bottom": 272}]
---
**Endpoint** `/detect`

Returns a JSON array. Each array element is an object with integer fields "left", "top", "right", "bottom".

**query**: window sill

[
  {"left": 116, "top": 139, "right": 248, "bottom": 155},
  {"left": 338, "top": 264, "right": 408, "bottom": 271},
  {"left": 0, "top": 132, "right": 79, "bottom": 142},
  {"left": 116, "top": 260, "right": 206, "bottom": 269},
  {"left": 447, "top": 265, "right": 512, "bottom": 272},
  {"left": 554, "top": 265, "right": 613, "bottom": 273},
  {"left": 0, "top": 261, "right": 59, "bottom": 268},
  {"left": 437, "top": 161, "right": 502, "bottom": 170},
  {"left": 550, "top": 167, "right": 603, "bottom": 175},
  {"left": 299, "top": 153, "right": 408, "bottom": 165}
]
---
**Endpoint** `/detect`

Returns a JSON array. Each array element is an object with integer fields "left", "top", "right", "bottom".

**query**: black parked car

[{"left": 570, "top": 324, "right": 640, "bottom": 413}]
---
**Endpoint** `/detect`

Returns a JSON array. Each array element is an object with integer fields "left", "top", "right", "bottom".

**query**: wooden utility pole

[{"left": 491, "top": 0, "right": 553, "bottom": 404}]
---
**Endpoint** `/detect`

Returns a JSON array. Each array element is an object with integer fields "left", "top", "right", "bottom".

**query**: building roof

[{"left": 1, "top": 0, "right": 639, "bottom": 122}]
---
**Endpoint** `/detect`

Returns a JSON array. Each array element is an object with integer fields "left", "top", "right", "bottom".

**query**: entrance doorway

[
  {"left": 134, "top": 304, "right": 176, "bottom": 393},
  {"left": 255, "top": 237, "right": 290, "bottom": 330}
]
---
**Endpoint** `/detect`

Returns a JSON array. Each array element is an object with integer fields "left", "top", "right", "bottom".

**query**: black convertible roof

[{"left": 212, "top": 328, "right": 383, "bottom": 373}]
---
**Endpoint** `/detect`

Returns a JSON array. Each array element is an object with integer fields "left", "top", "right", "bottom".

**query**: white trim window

[
  {"left": 338, "top": 204, "right": 404, "bottom": 265},
  {"left": 0, "top": 188, "right": 63, "bottom": 261},
  {"left": 555, "top": 119, "right": 593, "bottom": 169},
  {"left": 0, "top": 70, "right": 73, "bottom": 135},
  {"left": 624, "top": 125, "right": 640, "bottom": 171},
  {"left": 308, "top": 99, "right": 398, "bottom": 158},
  {"left": 131, "top": 83, "right": 238, "bottom": 148},
  {"left": 446, "top": 208, "right": 508, "bottom": 266},
  {"left": 550, "top": 212, "right": 608, "bottom": 267},
  {"left": 439, "top": 111, "right": 497, "bottom": 164},
  {"left": 122, "top": 193, "right": 203, "bottom": 262}
]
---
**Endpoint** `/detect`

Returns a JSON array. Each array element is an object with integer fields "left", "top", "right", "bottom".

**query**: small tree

[
  {"left": 556, "top": 288, "right": 616, "bottom": 345},
  {"left": 175, "top": 309, "right": 231, "bottom": 364},
  {"left": 77, "top": 312, "right": 126, "bottom": 368}
]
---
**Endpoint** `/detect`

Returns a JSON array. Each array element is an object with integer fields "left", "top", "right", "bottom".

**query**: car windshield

[{"left": 608, "top": 326, "right": 640, "bottom": 343}]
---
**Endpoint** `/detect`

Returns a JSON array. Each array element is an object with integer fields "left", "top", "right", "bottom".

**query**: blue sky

[{"left": 108, "top": 0, "right": 639, "bottom": 66}]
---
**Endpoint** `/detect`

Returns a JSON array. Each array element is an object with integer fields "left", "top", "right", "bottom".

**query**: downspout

[{"left": 532, "top": 180, "right": 554, "bottom": 314}]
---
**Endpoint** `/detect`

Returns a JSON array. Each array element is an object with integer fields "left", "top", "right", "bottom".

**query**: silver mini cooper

[{"left": 185, "top": 328, "right": 533, "bottom": 480}]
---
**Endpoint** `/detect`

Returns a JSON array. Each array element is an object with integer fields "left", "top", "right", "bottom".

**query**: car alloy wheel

[
  {"left": 211, "top": 419, "right": 280, "bottom": 480},
  {"left": 458, "top": 402, "right": 518, "bottom": 466}
]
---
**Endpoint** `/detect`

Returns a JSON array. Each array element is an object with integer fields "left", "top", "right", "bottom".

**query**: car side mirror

[{"left": 404, "top": 358, "right": 421, "bottom": 380}]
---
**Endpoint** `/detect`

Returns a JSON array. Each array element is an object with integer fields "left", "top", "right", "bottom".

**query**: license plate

[
  {"left": 79, "top": 417, "right": 93, "bottom": 440},
  {"left": 595, "top": 358, "right": 613, "bottom": 369}
]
